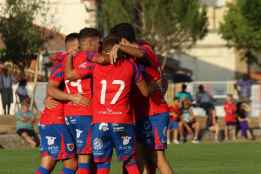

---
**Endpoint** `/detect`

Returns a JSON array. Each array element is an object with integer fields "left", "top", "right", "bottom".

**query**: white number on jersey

[
  {"left": 100, "top": 80, "right": 125, "bottom": 104},
  {"left": 65, "top": 79, "right": 83, "bottom": 94}
]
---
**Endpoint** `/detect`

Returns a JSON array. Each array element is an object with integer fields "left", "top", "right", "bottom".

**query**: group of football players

[{"left": 34, "top": 23, "right": 174, "bottom": 174}]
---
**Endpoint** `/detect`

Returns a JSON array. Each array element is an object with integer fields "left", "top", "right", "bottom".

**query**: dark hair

[
  {"left": 110, "top": 23, "right": 136, "bottom": 43},
  {"left": 198, "top": 84, "right": 204, "bottom": 91},
  {"left": 18, "top": 79, "right": 27, "bottom": 87},
  {"left": 182, "top": 84, "right": 187, "bottom": 91},
  {"left": 102, "top": 36, "right": 120, "bottom": 52},
  {"left": 79, "top": 28, "right": 101, "bottom": 40},
  {"left": 65, "top": 33, "right": 79, "bottom": 43}
]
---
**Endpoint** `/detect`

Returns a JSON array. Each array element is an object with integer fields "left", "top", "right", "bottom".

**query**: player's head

[
  {"left": 173, "top": 97, "right": 180, "bottom": 106},
  {"left": 110, "top": 23, "right": 136, "bottom": 43},
  {"left": 79, "top": 28, "right": 101, "bottom": 52},
  {"left": 65, "top": 32, "right": 79, "bottom": 55},
  {"left": 101, "top": 35, "right": 120, "bottom": 61}
]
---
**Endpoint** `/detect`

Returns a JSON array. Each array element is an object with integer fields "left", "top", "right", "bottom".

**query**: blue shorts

[
  {"left": 168, "top": 120, "right": 179, "bottom": 130},
  {"left": 136, "top": 113, "right": 169, "bottom": 150},
  {"left": 65, "top": 116, "right": 92, "bottom": 154},
  {"left": 39, "top": 124, "right": 75, "bottom": 160},
  {"left": 92, "top": 123, "right": 136, "bottom": 163}
]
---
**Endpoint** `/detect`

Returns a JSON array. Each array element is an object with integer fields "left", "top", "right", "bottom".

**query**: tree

[
  {"left": 96, "top": 0, "right": 208, "bottom": 56},
  {"left": 0, "top": 0, "right": 49, "bottom": 69},
  {"left": 219, "top": 0, "right": 261, "bottom": 70}
]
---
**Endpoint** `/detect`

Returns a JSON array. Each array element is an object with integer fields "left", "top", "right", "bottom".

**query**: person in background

[
  {"left": 15, "top": 98, "right": 39, "bottom": 148},
  {"left": 224, "top": 94, "right": 237, "bottom": 141},
  {"left": 176, "top": 84, "right": 193, "bottom": 102},
  {"left": 0, "top": 67, "right": 14, "bottom": 115},
  {"left": 167, "top": 97, "right": 181, "bottom": 144},
  {"left": 16, "top": 78, "right": 29, "bottom": 103},
  {"left": 196, "top": 85, "right": 219, "bottom": 142},
  {"left": 179, "top": 98, "right": 200, "bottom": 143},
  {"left": 237, "top": 102, "right": 254, "bottom": 140},
  {"left": 236, "top": 74, "right": 253, "bottom": 102}
]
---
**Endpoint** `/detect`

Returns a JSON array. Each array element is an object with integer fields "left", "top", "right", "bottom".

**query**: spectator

[
  {"left": 0, "top": 67, "right": 14, "bottom": 115},
  {"left": 224, "top": 94, "right": 237, "bottom": 141},
  {"left": 196, "top": 85, "right": 219, "bottom": 142},
  {"left": 236, "top": 74, "right": 253, "bottom": 102},
  {"left": 179, "top": 98, "right": 200, "bottom": 143},
  {"left": 176, "top": 84, "right": 193, "bottom": 101},
  {"left": 237, "top": 102, "right": 254, "bottom": 139},
  {"left": 15, "top": 98, "right": 39, "bottom": 148},
  {"left": 168, "top": 97, "right": 181, "bottom": 144},
  {"left": 16, "top": 78, "right": 29, "bottom": 103}
]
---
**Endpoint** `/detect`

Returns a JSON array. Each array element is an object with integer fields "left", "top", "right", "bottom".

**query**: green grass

[{"left": 0, "top": 142, "right": 261, "bottom": 174}]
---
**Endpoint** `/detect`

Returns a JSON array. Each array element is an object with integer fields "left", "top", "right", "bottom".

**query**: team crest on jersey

[
  {"left": 67, "top": 143, "right": 75, "bottom": 151},
  {"left": 46, "top": 136, "right": 56, "bottom": 146},
  {"left": 98, "top": 123, "right": 109, "bottom": 132},
  {"left": 79, "top": 62, "right": 93, "bottom": 70},
  {"left": 76, "top": 129, "right": 83, "bottom": 139},
  {"left": 93, "top": 138, "right": 103, "bottom": 150},
  {"left": 122, "top": 136, "right": 132, "bottom": 145}
]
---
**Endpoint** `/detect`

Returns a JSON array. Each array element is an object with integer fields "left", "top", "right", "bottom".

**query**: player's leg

[
  {"left": 113, "top": 124, "right": 141, "bottom": 174},
  {"left": 92, "top": 123, "right": 112, "bottom": 174},
  {"left": 149, "top": 113, "right": 174, "bottom": 174},
  {"left": 60, "top": 125, "right": 78, "bottom": 174},
  {"left": 74, "top": 116, "right": 93, "bottom": 174},
  {"left": 35, "top": 124, "right": 59, "bottom": 174}
]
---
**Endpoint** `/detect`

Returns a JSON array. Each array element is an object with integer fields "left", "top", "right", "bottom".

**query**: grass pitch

[{"left": 0, "top": 142, "right": 260, "bottom": 174}]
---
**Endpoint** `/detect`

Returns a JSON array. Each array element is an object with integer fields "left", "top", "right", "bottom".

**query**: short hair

[
  {"left": 65, "top": 33, "right": 79, "bottom": 43},
  {"left": 79, "top": 28, "right": 101, "bottom": 40},
  {"left": 102, "top": 36, "right": 120, "bottom": 53},
  {"left": 182, "top": 84, "right": 187, "bottom": 91},
  {"left": 110, "top": 23, "right": 136, "bottom": 43}
]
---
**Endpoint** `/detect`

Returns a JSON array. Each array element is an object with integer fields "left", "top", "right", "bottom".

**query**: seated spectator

[
  {"left": 15, "top": 98, "right": 39, "bottom": 148},
  {"left": 237, "top": 102, "right": 254, "bottom": 140},
  {"left": 176, "top": 84, "right": 193, "bottom": 102},
  {"left": 168, "top": 97, "right": 181, "bottom": 144},
  {"left": 196, "top": 85, "right": 219, "bottom": 142},
  {"left": 224, "top": 94, "right": 237, "bottom": 141},
  {"left": 16, "top": 78, "right": 29, "bottom": 103},
  {"left": 179, "top": 98, "right": 200, "bottom": 143}
]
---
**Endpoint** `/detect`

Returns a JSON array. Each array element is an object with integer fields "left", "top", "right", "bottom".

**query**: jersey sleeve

[
  {"left": 132, "top": 63, "right": 143, "bottom": 83},
  {"left": 74, "top": 53, "right": 94, "bottom": 78},
  {"left": 138, "top": 43, "right": 161, "bottom": 68},
  {"left": 49, "top": 64, "right": 64, "bottom": 83}
]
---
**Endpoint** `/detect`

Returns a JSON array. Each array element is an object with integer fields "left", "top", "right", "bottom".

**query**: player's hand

[
  {"left": 70, "top": 94, "right": 91, "bottom": 106},
  {"left": 110, "top": 44, "right": 120, "bottom": 64},
  {"left": 45, "top": 97, "right": 59, "bottom": 109}
]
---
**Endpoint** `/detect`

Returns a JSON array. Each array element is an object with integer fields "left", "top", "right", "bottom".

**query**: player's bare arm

[
  {"left": 64, "top": 54, "right": 82, "bottom": 81},
  {"left": 47, "top": 80, "right": 90, "bottom": 106}
]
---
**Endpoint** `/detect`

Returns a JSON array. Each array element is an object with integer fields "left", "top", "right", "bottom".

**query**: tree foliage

[
  {"left": 219, "top": 0, "right": 261, "bottom": 65},
  {"left": 97, "top": 0, "right": 208, "bottom": 55},
  {"left": 0, "top": 0, "right": 49, "bottom": 67}
]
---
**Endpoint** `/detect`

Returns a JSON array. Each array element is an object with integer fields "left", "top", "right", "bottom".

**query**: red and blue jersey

[
  {"left": 92, "top": 59, "right": 143, "bottom": 124},
  {"left": 64, "top": 51, "right": 95, "bottom": 117},
  {"left": 134, "top": 41, "right": 168, "bottom": 117},
  {"left": 40, "top": 63, "right": 65, "bottom": 125}
]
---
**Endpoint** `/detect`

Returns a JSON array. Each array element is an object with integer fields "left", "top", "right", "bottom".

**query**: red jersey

[
  {"left": 168, "top": 103, "right": 181, "bottom": 121},
  {"left": 64, "top": 51, "right": 94, "bottom": 116},
  {"left": 92, "top": 59, "right": 143, "bottom": 124},
  {"left": 40, "top": 63, "right": 65, "bottom": 124},
  {"left": 224, "top": 102, "right": 237, "bottom": 122},
  {"left": 137, "top": 41, "right": 169, "bottom": 116}
]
